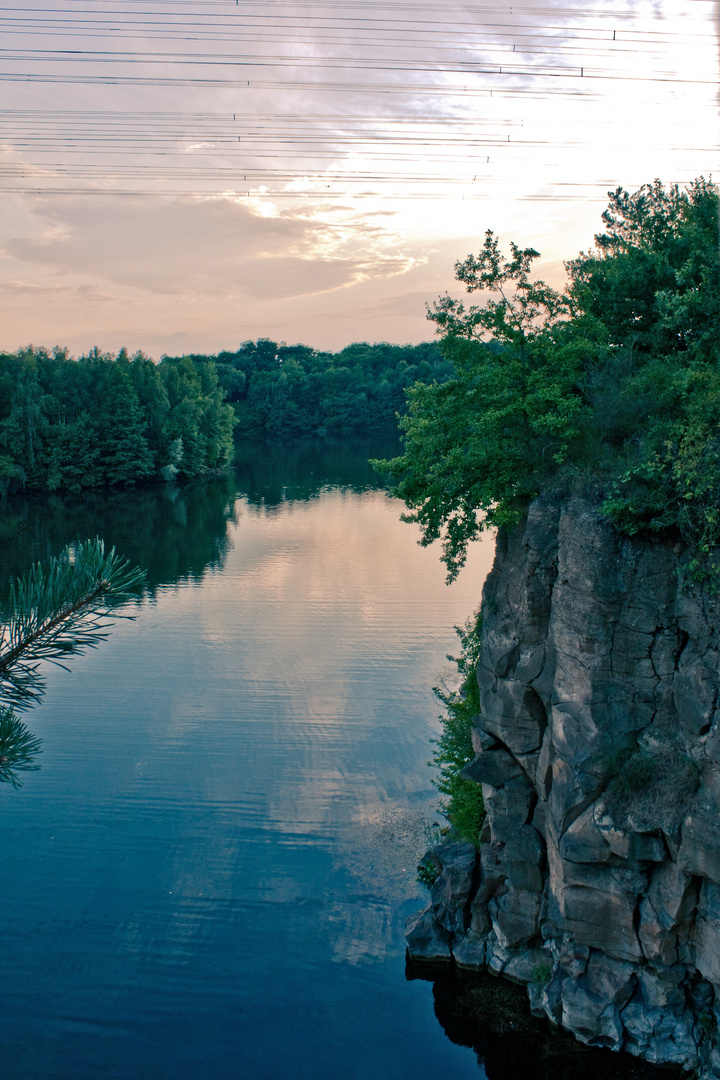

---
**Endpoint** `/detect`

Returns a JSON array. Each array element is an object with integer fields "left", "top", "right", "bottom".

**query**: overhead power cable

[{"left": 0, "top": 0, "right": 715, "bottom": 201}]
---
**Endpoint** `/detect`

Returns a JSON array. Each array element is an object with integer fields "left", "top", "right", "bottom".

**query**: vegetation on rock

[
  {"left": 603, "top": 746, "right": 700, "bottom": 833},
  {"left": 431, "top": 611, "right": 485, "bottom": 845},
  {"left": 376, "top": 178, "right": 720, "bottom": 581}
]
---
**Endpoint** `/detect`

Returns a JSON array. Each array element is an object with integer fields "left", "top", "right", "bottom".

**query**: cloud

[
  {"left": 4, "top": 195, "right": 418, "bottom": 301},
  {"left": 0, "top": 280, "right": 119, "bottom": 303}
]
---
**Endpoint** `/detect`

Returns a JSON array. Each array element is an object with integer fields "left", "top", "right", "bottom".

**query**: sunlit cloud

[{"left": 4, "top": 195, "right": 420, "bottom": 300}]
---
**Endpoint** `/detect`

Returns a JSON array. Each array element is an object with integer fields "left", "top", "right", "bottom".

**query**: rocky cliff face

[{"left": 407, "top": 495, "right": 720, "bottom": 1078}]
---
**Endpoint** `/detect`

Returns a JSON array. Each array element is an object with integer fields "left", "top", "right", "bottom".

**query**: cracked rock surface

[{"left": 407, "top": 495, "right": 720, "bottom": 1078}]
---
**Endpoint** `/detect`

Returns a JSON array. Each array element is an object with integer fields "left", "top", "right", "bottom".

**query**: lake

[{"left": 0, "top": 440, "right": 499, "bottom": 1080}]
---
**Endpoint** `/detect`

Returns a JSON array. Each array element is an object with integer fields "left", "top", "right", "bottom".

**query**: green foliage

[
  {"left": 0, "top": 538, "right": 145, "bottom": 710},
  {"left": 190, "top": 339, "right": 453, "bottom": 440},
  {"left": 531, "top": 962, "right": 553, "bottom": 987},
  {"left": 0, "top": 538, "right": 145, "bottom": 786},
  {"left": 0, "top": 706, "right": 42, "bottom": 787},
  {"left": 431, "top": 610, "right": 485, "bottom": 846},
  {"left": 416, "top": 861, "right": 440, "bottom": 889},
  {"left": 0, "top": 348, "right": 235, "bottom": 493},
  {"left": 376, "top": 178, "right": 720, "bottom": 580},
  {"left": 0, "top": 340, "right": 452, "bottom": 494}
]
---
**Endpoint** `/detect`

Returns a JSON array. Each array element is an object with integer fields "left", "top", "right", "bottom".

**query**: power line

[{"left": 0, "top": 0, "right": 715, "bottom": 202}]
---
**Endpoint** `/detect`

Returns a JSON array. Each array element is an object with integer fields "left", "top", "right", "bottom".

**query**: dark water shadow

[
  {"left": 0, "top": 474, "right": 237, "bottom": 601},
  {"left": 406, "top": 961, "right": 685, "bottom": 1080},
  {"left": 233, "top": 433, "right": 401, "bottom": 508}
]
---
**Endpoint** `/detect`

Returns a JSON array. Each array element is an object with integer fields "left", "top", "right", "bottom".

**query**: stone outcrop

[{"left": 407, "top": 494, "right": 720, "bottom": 1078}]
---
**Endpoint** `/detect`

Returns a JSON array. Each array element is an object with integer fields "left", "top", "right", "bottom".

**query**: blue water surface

[{"left": 0, "top": 450, "right": 495, "bottom": 1079}]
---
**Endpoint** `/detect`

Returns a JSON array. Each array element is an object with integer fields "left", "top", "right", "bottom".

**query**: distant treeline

[
  {"left": 0, "top": 339, "right": 450, "bottom": 493},
  {"left": 0, "top": 347, "right": 235, "bottom": 494},
  {"left": 173, "top": 338, "right": 451, "bottom": 438}
]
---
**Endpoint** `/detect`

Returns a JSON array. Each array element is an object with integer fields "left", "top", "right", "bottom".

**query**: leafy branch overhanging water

[{"left": 376, "top": 178, "right": 720, "bottom": 584}]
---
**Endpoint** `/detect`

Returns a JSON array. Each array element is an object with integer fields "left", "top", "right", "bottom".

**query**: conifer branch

[
  {"left": 0, "top": 538, "right": 145, "bottom": 711},
  {"left": 0, "top": 706, "right": 43, "bottom": 788}
]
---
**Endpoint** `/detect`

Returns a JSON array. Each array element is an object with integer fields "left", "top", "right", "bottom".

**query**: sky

[{"left": 0, "top": 0, "right": 718, "bottom": 358}]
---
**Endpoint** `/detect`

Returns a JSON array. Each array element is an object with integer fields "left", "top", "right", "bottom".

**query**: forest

[
  {"left": 181, "top": 339, "right": 451, "bottom": 438},
  {"left": 0, "top": 340, "right": 449, "bottom": 494},
  {"left": 0, "top": 348, "right": 235, "bottom": 495}
]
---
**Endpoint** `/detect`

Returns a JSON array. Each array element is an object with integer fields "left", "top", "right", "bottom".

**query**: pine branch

[
  {"left": 0, "top": 538, "right": 145, "bottom": 711},
  {"left": 0, "top": 706, "right": 43, "bottom": 787}
]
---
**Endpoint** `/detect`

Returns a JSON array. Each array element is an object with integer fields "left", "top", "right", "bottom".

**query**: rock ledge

[{"left": 408, "top": 496, "right": 720, "bottom": 1079}]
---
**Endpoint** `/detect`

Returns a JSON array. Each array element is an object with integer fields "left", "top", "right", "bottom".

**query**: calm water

[{"left": 0, "top": 441, "right": 497, "bottom": 1080}]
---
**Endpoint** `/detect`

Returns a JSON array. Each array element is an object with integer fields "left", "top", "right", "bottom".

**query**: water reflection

[
  {"left": 408, "top": 965, "right": 683, "bottom": 1080},
  {"left": 0, "top": 435, "right": 401, "bottom": 597},
  {"left": 233, "top": 434, "right": 400, "bottom": 507},
  {"left": 0, "top": 475, "right": 236, "bottom": 598}
]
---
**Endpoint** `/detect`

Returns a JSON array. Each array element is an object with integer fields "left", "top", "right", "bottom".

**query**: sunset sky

[{"left": 1, "top": 0, "right": 718, "bottom": 357}]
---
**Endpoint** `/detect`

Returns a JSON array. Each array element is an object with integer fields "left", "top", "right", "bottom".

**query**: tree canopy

[
  {"left": 177, "top": 339, "right": 453, "bottom": 440},
  {"left": 376, "top": 178, "right": 720, "bottom": 581},
  {"left": 0, "top": 340, "right": 452, "bottom": 495},
  {"left": 0, "top": 349, "right": 236, "bottom": 494}
]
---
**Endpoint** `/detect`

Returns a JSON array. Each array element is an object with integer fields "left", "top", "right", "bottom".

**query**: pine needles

[
  {"left": 0, "top": 707, "right": 43, "bottom": 788},
  {"left": 0, "top": 538, "right": 144, "bottom": 786}
]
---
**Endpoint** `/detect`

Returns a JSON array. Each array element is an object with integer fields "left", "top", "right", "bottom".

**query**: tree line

[
  {"left": 175, "top": 338, "right": 451, "bottom": 439},
  {"left": 0, "top": 340, "right": 449, "bottom": 495},
  {"left": 0, "top": 348, "right": 235, "bottom": 495}
]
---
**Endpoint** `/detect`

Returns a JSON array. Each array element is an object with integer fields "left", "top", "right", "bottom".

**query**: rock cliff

[{"left": 407, "top": 494, "right": 720, "bottom": 1078}]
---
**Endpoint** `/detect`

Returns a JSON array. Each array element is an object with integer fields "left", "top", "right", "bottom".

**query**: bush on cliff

[
  {"left": 375, "top": 178, "right": 720, "bottom": 581},
  {"left": 604, "top": 746, "right": 699, "bottom": 833},
  {"left": 431, "top": 611, "right": 485, "bottom": 845}
]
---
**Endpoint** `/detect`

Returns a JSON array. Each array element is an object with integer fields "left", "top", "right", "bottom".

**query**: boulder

[
  {"left": 484, "top": 774, "right": 535, "bottom": 845},
  {"left": 429, "top": 841, "right": 477, "bottom": 936},
  {"left": 678, "top": 797, "right": 720, "bottom": 886},
  {"left": 405, "top": 906, "right": 452, "bottom": 962},
  {"left": 694, "top": 879, "right": 720, "bottom": 986},
  {"left": 500, "top": 825, "right": 545, "bottom": 893},
  {"left": 639, "top": 859, "right": 699, "bottom": 968},
  {"left": 489, "top": 887, "right": 541, "bottom": 950},
  {"left": 673, "top": 663, "right": 717, "bottom": 737},
  {"left": 560, "top": 953, "right": 636, "bottom": 1050},
  {"left": 461, "top": 746, "right": 523, "bottom": 789},
  {"left": 546, "top": 828, "right": 645, "bottom": 962},
  {"left": 452, "top": 931, "right": 488, "bottom": 969},
  {"left": 480, "top": 678, "right": 549, "bottom": 755}
]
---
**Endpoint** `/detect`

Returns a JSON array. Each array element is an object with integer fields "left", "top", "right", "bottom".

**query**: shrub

[
  {"left": 431, "top": 611, "right": 486, "bottom": 847},
  {"left": 604, "top": 746, "right": 699, "bottom": 833},
  {"left": 531, "top": 962, "right": 553, "bottom": 987},
  {"left": 416, "top": 861, "right": 440, "bottom": 889}
]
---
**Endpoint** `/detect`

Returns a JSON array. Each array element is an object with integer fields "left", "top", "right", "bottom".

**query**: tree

[
  {"left": 96, "top": 363, "right": 154, "bottom": 485},
  {"left": 374, "top": 232, "right": 588, "bottom": 580},
  {"left": 0, "top": 539, "right": 144, "bottom": 787},
  {"left": 375, "top": 178, "right": 720, "bottom": 580},
  {"left": 1, "top": 355, "right": 48, "bottom": 484}
]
